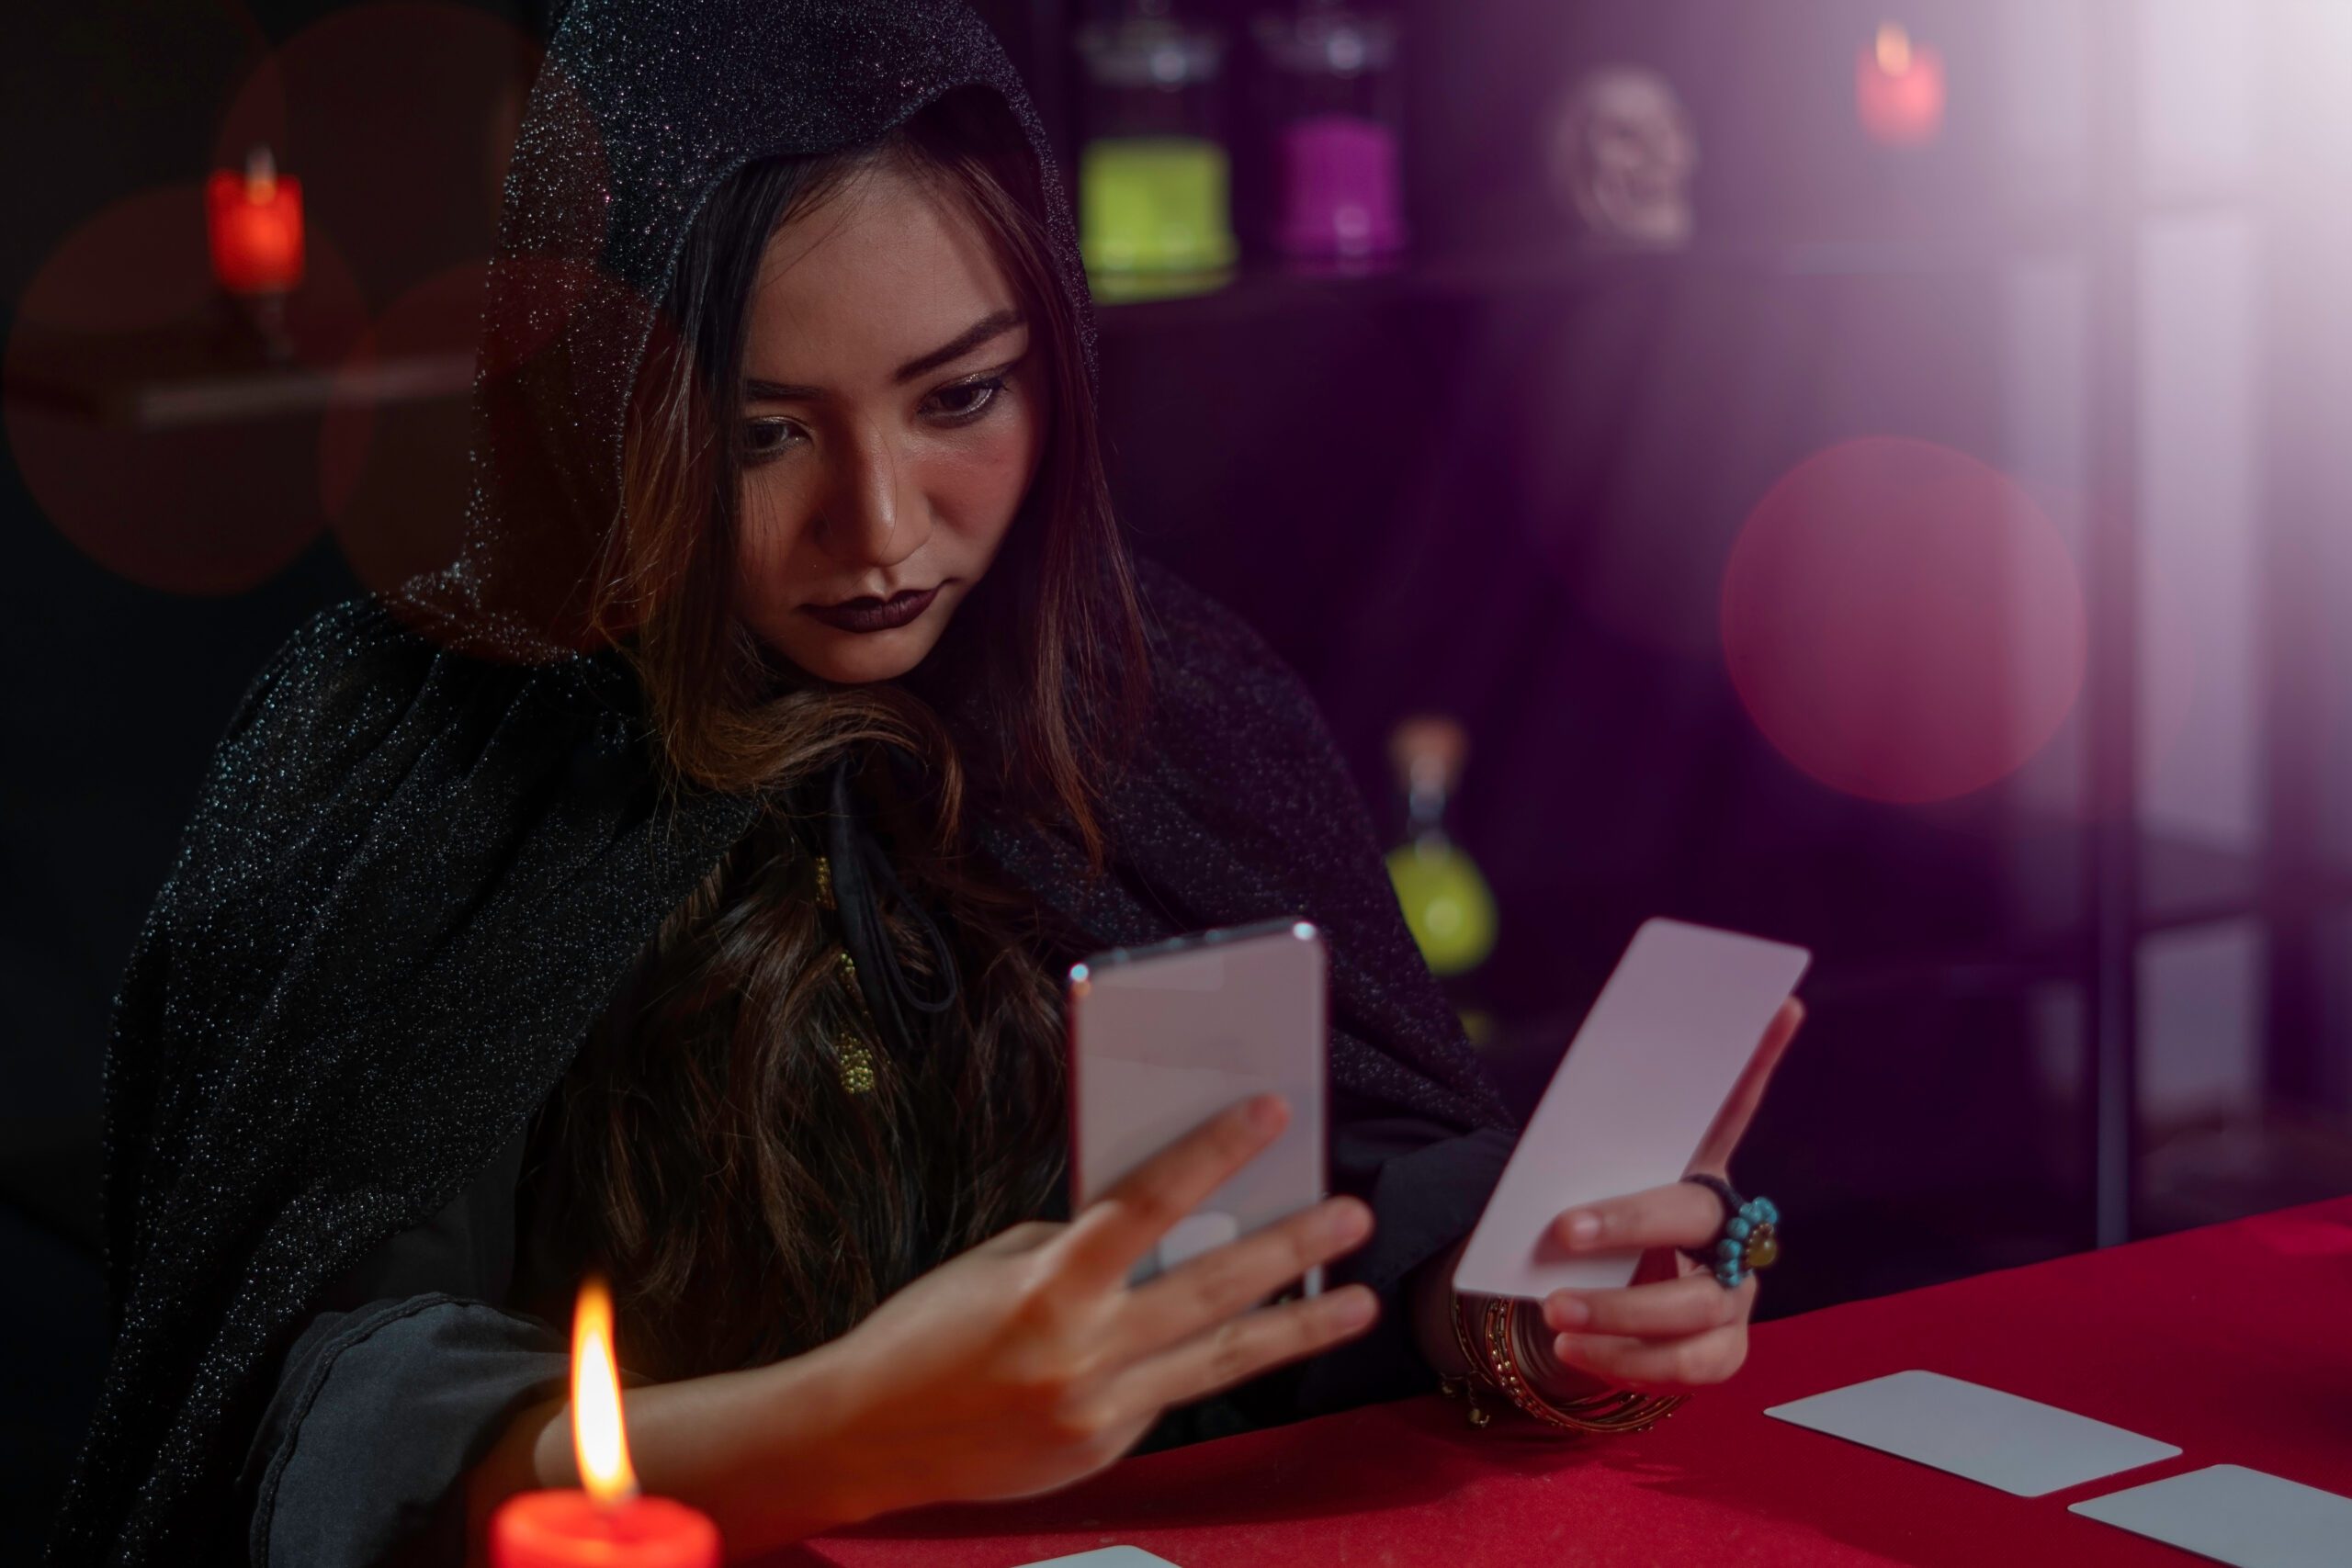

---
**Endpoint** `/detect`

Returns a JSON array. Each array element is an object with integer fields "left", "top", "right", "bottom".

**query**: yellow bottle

[{"left": 1383, "top": 715, "right": 1497, "bottom": 977}]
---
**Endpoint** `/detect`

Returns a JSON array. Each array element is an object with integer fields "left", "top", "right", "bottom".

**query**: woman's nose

[{"left": 818, "top": 425, "right": 928, "bottom": 569}]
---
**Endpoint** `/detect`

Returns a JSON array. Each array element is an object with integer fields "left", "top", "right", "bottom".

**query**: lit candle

[
  {"left": 1855, "top": 23, "right": 1946, "bottom": 148},
  {"left": 205, "top": 146, "right": 307, "bottom": 295},
  {"left": 492, "top": 1280, "right": 720, "bottom": 1568}
]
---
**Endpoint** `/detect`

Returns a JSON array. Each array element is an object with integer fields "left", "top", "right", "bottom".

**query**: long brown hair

[{"left": 557, "top": 87, "right": 1147, "bottom": 1379}]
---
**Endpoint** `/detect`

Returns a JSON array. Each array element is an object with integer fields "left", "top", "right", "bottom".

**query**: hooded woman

[{"left": 53, "top": 3, "right": 1797, "bottom": 1563}]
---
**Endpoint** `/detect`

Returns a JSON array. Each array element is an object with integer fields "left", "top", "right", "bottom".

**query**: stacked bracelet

[{"left": 1442, "top": 1292, "right": 1685, "bottom": 1435}]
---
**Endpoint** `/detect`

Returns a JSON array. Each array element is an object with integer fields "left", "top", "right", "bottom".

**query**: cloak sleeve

[
  {"left": 243, "top": 1298, "right": 565, "bottom": 1567},
  {"left": 237, "top": 1128, "right": 562, "bottom": 1568},
  {"left": 54, "top": 597, "right": 756, "bottom": 1566}
]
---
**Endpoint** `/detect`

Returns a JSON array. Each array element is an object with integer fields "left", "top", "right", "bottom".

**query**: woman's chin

[{"left": 780, "top": 622, "right": 943, "bottom": 686}]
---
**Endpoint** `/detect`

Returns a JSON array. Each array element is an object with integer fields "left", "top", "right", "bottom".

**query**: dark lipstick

[{"left": 800, "top": 585, "right": 941, "bottom": 633}]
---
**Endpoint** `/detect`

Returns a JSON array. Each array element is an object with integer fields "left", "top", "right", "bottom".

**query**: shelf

[
  {"left": 1094, "top": 222, "right": 2100, "bottom": 332},
  {"left": 1446, "top": 818, "right": 2352, "bottom": 1028},
  {"left": 7, "top": 301, "right": 471, "bottom": 434},
  {"left": 1776, "top": 827, "right": 2352, "bottom": 1010}
]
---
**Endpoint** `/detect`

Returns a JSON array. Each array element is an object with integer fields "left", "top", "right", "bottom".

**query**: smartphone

[
  {"left": 1453, "top": 918, "right": 1811, "bottom": 1300},
  {"left": 1068, "top": 919, "right": 1328, "bottom": 1290}
]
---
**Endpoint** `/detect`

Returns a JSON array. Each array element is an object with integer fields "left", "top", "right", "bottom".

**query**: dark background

[{"left": 9, "top": 0, "right": 2352, "bottom": 1554}]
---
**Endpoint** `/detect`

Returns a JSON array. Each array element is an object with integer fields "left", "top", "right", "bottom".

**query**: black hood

[{"left": 404, "top": 0, "right": 1092, "bottom": 660}]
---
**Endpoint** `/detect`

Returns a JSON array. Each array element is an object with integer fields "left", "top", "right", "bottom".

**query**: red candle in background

[
  {"left": 206, "top": 146, "right": 306, "bottom": 295},
  {"left": 492, "top": 1280, "right": 720, "bottom": 1568},
  {"left": 1856, "top": 23, "right": 1946, "bottom": 148}
]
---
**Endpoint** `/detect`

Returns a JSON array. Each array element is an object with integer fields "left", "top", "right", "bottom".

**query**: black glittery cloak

[{"left": 52, "top": 2, "right": 1513, "bottom": 1561}]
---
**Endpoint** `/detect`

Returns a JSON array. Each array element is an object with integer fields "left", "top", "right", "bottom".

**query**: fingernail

[
  {"left": 1335, "top": 1288, "right": 1377, "bottom": 1329},
  {"left": 1562, "top": 1213, "right": 1601, "bottom": 1247},
  {"left": 1250, "top": 1095, "right": 1288, "bottom": 1134},
  {"left": 1329, "top": 1200, "right": 1373, "bottom": 1245},
  {"left": 1547, "top": 1293, "right": 1591, "bottom": 1329}
]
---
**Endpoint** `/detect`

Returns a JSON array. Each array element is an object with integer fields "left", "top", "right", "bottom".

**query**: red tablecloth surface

[{"left": 774, "top": 1199, "right": 2352, "bottom": 1567}]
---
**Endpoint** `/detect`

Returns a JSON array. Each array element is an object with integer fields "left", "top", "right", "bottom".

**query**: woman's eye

[
  {"left": 927, "top": 377, "right": 1005, "bottom": 423},
  {"left": 742, "top": 417, "right": 806, "bottom": 459}
]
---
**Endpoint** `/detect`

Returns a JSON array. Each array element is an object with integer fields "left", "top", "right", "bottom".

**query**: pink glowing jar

[{"left": 1253, "top": 2, "right": 1407, "bottom": 273}]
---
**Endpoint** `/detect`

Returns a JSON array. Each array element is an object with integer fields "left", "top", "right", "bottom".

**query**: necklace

[{"left": 814, "top": 852, "right": 880, "bottom": 1095}]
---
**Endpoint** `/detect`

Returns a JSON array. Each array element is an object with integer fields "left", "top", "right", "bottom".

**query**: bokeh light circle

[
  {"left": 1721, "top": 437, "right": 2088, "bottom": 805},
  {"left": 321, "top": 253, "right": 682, "bottom": 658},
  {"left": 212, "top": 2, "right": 539, "bottom": 307},
  {"left": 320, "top": 261, "right": 491, "bottom": 599},
  {"left": 6, "top": 184, "right": 367, "bottom": 595}
]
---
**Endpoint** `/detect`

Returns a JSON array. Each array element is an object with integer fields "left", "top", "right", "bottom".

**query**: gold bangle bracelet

[
  {"left": 1487, "top": 1298, "right": 1685, "bottom": 1432},
  {"left": 1443, "top": 1291, "right": 1686, "bottom": 1435},
  {"left": 1443, "top": 1287, "right": 1499, "bottom": 1427}
]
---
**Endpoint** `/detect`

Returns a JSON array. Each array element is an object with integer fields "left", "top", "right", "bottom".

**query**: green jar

[{"left": 1080, "top": 135, "right": 1238, "bottom": 300}]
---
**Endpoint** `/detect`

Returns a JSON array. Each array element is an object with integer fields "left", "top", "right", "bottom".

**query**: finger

[
  {"left": 970, "top": 1219, "right": 1066, "bottom": 1257},
  {"left": 1630, "top": 1242, "right": 1690, "bottom": 1288},
  {"left": 1552, "top": 1180, "right": 1724, "bottom": 1255},
  {"left": 1691, "top": 998, "right": 1804, "bottom": 1177},
  {"left": 1543, "top": 1272, "right": 1751, "bottom": 1337},
  {"left": 1119, "top": 1197, "right": 1374, "bottom": 1355},
  {"left": 1549, "top": 1322, "right": 1748, "bottom": 1393},
  {"left": 1052, "top": 1096, "right": 1288, "bottom": 1291},
  {"left": 1105, "top": 1284, "right": 1379, "bottom": 1421}
]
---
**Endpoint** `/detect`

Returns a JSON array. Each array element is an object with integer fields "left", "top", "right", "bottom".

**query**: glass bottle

[
  {"left": 1253, "top": 1, "right": 1407, "bottom": 274},
  {"left": 1384, "top": 715, "right": 1498, "bottom": 978},
  {"left": 1076, "top": 0, "right": 1237, "bottom": 301}
]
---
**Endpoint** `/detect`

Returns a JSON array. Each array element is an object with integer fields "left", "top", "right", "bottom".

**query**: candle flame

[
  {"left": 243, "top": 145, "right": 278, "bottom": 204},
  {"left": 1875, "top": 23, "right": 1914, "bottom": 75},
  {"left": 571, "top": 1277, "right": 639, "bottom": 1506}
]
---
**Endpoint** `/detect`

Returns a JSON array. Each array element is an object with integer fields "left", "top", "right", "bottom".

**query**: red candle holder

[
  {"left": 206, "top": 147, "right": 306, "bottom": 296},
  {"left": 492, "top": 1491, "right": 719, "bottom": 1568},
  {"left": 491, "top": 1279, "right": 721, "bottom": 1568}
]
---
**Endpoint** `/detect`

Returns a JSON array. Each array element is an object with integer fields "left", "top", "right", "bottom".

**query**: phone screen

[{"left": 1068, "top": 920, "right": 1329, "bottom": 1289}]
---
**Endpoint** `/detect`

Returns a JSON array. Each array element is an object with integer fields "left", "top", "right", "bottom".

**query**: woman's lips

[{"left": 800, "top": 584, "right": 941, "bottom": 633}]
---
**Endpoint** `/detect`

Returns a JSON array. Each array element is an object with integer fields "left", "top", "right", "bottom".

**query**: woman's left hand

[{"left": 1531, "top": 998, "right": 1804, "bottom": 1396}]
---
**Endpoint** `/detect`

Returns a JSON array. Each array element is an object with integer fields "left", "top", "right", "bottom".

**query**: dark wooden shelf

[
  {"left": 1792, "top": 827, "right": 2352, "bottom": 1010},
  {"left": 8, "top": 302, "right": 471, "bottom": 434},
  {"left": 1095, "top": 222, "right": 2099, "bottom": 331}
]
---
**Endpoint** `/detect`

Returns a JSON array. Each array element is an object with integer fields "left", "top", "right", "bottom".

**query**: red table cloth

[{"left": 775, "top": 1199, "right": 2352, "bottom": 1566}]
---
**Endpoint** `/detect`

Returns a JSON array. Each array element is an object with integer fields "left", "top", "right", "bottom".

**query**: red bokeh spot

[
  {"left": 318, "top": 252, "right": 682, "bottom": 657},
  {"left": 1721, "top": 437, "right": 2087, "bottom": 805},
  {"left": 320, "top": 260, "right": 491, "bottom": 598},
  {"left": 6, "top": 184, "right": 367, "bottom": 595},
  {"left": 12, "top": 186, "right": 220, "bottom": 338}
]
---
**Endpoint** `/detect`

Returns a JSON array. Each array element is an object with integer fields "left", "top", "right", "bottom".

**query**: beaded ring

[{"left": 1681, "top": 1174, "right": 1781, "bottom": 1290}]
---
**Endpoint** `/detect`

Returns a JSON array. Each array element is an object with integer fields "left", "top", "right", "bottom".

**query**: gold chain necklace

[{"left": 812, "top": 852, "right": 879, "bottom": 1095}]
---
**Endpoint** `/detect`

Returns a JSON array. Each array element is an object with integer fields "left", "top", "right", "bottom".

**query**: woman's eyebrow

[
  {"left": 741, "top": 310, "right": 1026, "bottom": 402},
  {"left": 891, "top": 310, "right": 1024, "bottom": 383}
]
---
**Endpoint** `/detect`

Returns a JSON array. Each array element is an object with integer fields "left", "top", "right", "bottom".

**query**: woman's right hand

[
  {"left": 805, "top": 1093, "right": 1377, "bottom": 1522},
  {"left": 469, "top": 1094, "right": 1372, "bottom": 1562}
]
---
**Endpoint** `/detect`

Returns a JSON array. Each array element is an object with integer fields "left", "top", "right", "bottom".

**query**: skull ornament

[{"left": 1549, "top": 65, "right": 1699, "bottom": 248}]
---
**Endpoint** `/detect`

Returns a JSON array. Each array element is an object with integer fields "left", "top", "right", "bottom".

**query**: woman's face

[{"left": 733, "top": 160, "right": 1046, "bottom": 684}]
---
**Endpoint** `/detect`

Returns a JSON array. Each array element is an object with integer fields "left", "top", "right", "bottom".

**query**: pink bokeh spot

[{"left": 1721, "top": 437, "right": 2088, "bottom": 806}]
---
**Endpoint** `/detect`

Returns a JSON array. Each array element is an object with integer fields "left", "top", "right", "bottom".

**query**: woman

[{"left": 53, "top": 3, "right": 1798, "bottom": 1563}]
